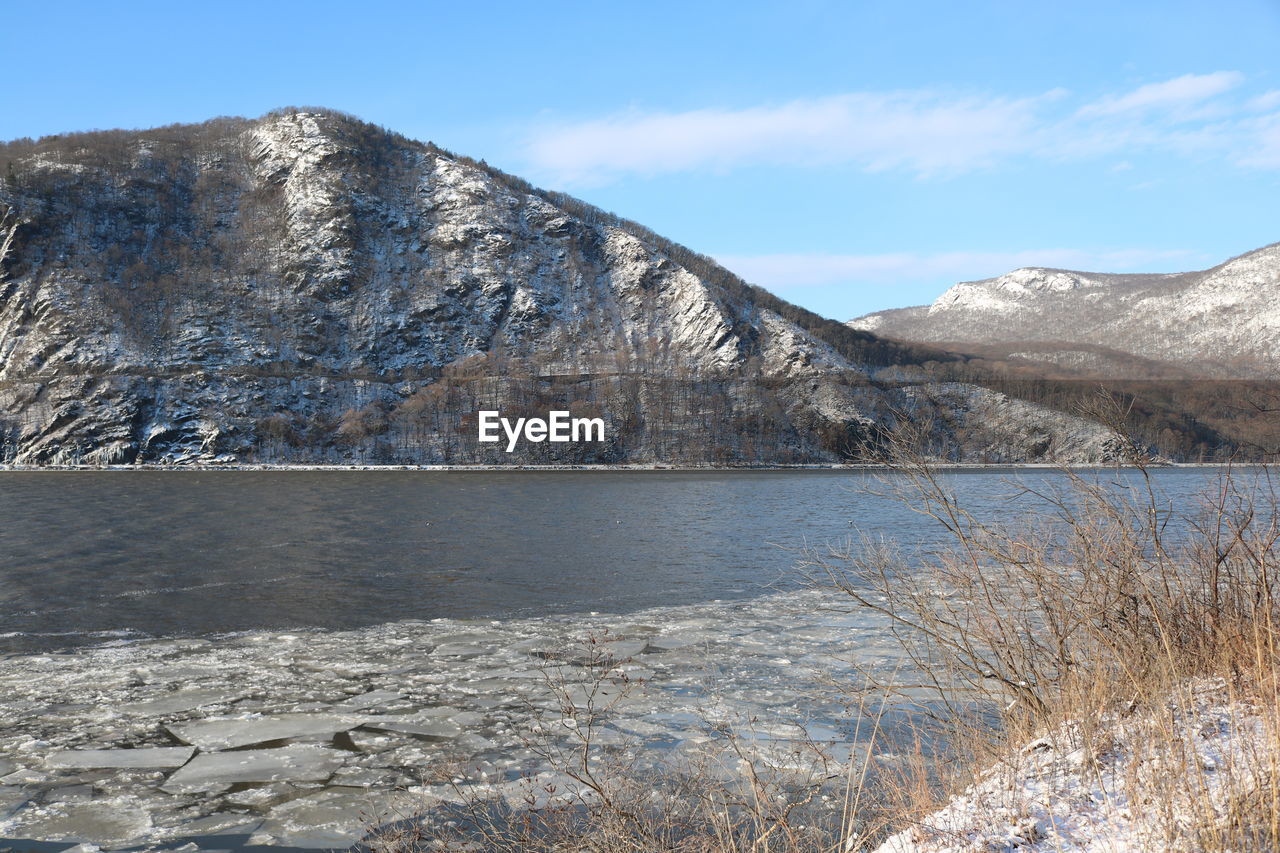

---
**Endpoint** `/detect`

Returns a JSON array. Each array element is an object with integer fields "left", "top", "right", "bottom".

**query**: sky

[{"left": 4, "top": 0, "right": 1279, "bottom": 320}]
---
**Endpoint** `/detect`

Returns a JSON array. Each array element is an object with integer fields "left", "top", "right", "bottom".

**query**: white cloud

[
  {"left": 525, "top": 92, "right": 1043, "bottom": 183},
  {"left": 521, "top": 72, "right": 1280, "bottom": 184},
  {"left": 1075, "top": 72, "right": 1243, "bottom": 117},
  {"left": 1236, "top": 112, "right": 1280, "bottom": 168},
  {"left": 1247, "top": 90, "right": 1280, "bottom": 112},
  {"left": 714, "top": 249, "right": 1199, "bottom": 293}
]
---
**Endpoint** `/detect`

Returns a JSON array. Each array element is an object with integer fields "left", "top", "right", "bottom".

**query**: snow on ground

[{"left": 873, "top": 678, "right": 1275, "bottom": 852}]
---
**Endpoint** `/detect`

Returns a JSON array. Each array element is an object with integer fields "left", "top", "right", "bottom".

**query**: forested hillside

[{"left": 0, "top": 109, "right": 1243, "bottom": 465}]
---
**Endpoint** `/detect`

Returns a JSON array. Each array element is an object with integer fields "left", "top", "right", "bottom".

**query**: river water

[{"left": 0, "top": 467, "right": 1247, "bottom": 849}]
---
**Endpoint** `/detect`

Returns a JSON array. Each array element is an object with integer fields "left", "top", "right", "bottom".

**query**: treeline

[{"left": 246, "top": 367, "right": 845, "bottom": 466}]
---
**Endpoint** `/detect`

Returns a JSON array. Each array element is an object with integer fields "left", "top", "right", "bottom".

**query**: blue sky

[{"left": 4, "top": 0, "right": 1279, "bottom": 320}]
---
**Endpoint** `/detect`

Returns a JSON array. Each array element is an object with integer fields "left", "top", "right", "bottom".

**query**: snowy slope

[
  {"left": 872, "top": 679, "right": 1273, "bottom": 852},
  {"left": 849, "top": 244, "right": 1280, "bottom": 378}
]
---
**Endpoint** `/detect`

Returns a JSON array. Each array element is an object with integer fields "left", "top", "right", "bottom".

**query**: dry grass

[
  {"left": 365, "top": 435, "right": 1280, "bottom": 852},
  {"left": 801, "top": 438, "right": 1280, "bottom": 851}
]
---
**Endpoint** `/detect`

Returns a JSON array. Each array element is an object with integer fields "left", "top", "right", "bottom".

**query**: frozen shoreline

[{"left": 0, "top": 588, "right": 911, "bottom": 851}]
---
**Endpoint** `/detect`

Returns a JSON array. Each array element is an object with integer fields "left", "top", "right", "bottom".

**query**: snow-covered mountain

[
  {"left": 849, "top": 244, "right": 1280, "bottom": 379},
  {"left": 0, "top": 110, "right": 1123, "bottom": 465}
]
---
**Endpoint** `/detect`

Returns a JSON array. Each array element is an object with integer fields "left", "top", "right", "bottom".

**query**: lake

[{"left": 0, "top": 467, "right": 1248, "bottom": 849}]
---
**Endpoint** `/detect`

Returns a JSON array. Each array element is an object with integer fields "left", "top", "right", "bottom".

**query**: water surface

[{"left": 0, "top": 468, "right": 1237, "bottom": 654}]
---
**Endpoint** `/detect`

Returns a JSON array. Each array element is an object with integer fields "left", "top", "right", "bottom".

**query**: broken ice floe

[
  {"left": 167, "top": 714, "right": 369, "bottom": 751},
  {"left": 0, "top": 589, "right": 911, "bottom": 850},
  {"left": 45, "top": 748, "right": 195, "bottom": 770},
  {"left": 163, "top": 746, "right": 347, "bottom": 793}
]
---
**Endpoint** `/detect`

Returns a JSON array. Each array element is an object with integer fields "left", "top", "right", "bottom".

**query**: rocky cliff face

[
  {"left": 849, "top": 245, "right": 1280, "bottom": 379},
  {"left": 0, "top": 110, "right": 1121, "bottom": 465}
]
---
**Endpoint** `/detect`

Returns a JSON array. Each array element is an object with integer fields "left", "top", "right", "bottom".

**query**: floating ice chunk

[
  {"left": 644, "top": 634, "right": 700, "bottom": 653},
  {"left": 595, "top": 640, "right": 647, "bottom": 661},
  {"left": 801, "top": 723, "right": 846, "bottom": 742},
  {"left": 167, "top": 714, "right": 367, "bottom": 750},
  {"left": 162, "top": 745, "right": 345, "bottom": 792},
  {"left": 119, "top": 689, "right": 238, "bottom": 716},
  {"left": 345, "top": 731, "right": 403, "bottom": 753},
  {"left": 166, "top": 812, "right": 262, "bottom": 837},
  {"left": 432, "top": 631, "right": 505, "bottom": 644},
  {"left": 249, "top": 824, "right": 367, "bottom": 849},
  {"left": 430, "top": 643, "right": 488, "bottom": 659},
  {"left": 335, "top": 691, "right": 404, "bottom": 709},
  {"left": 223, "top": 782, "right": 305, "bottom": 808},
  {"left": 0, "top": 766, "right": 52, "bottom": 785},
  {"left": 454, "top": 733, "right": 498, "bottom": 753},
  {"left": 45, "top": 747, "right": 195, "bottom": 770},
  {"left": 0, "top": 786, "right": 32, "bottom": 819},
  {"left": 253, "top": 789, "right": 378, "bottom": 848},
  {"left": 136, "top": 664, "right": 225, "bottom": 682},
  {"left": 331, "top": 766, "right": 395, "bottom": 787},
  {"left": 360, "top": 716, "right": 461, "bottom": 741},
  {"left": 455, "top": 676, "right": 542, "bottom": 696},
  {"left": 43, "top": 784, "right": 95, "bottom": 803},
  {"left": 509, "top": 637, "right": 557, "bottom": 656},
  {"left": 4, "top": 800, "right": 153, "bottom": 844}
]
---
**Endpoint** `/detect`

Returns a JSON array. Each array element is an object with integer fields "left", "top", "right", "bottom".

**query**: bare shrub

[{"left": 800, "top": 437, "right": 1280, "bottom": 849}]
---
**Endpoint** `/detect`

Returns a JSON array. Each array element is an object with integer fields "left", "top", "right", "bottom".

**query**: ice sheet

[{"left": 0, "top": 588, "right": 911, "bottom": 849}]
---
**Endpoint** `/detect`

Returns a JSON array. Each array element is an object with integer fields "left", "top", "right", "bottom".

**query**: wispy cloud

[
  {"left": 1075, "top": 71, "right": 1243, "bottom": 117},
  {"left": 1236, "top": 112, "right": 1280, "bottom": 168},
  {"left": 714, "top": 248, "right": 1200, "bottom": 295},
  {"left": 525, "top": 92, "right": 1045, "bottom": 183},
  {"left": 523, "top": 72, "right": 1279, "bottom": 184},
  {"left": 1248, "top": 90, "right": 1280, "bottom": 112}
]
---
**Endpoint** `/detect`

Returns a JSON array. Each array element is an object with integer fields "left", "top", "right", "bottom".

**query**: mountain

[
  {"left": 0, "top": 109, "right": 1131, "bottom": 465},
  {"left": 849, "top": 245, "right": 1280, "bottom": 380}
]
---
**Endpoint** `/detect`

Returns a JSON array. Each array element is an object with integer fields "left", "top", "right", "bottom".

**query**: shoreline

[{"left": 0, "top": 461, "right": 1259, "bottom": 473}]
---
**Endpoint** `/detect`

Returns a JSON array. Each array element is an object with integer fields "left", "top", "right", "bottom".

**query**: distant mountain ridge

[
  {"left": 0, "top": 109, "right": 1155, "bottom": 465},
  {"left": 849, "top": 244, "right": 1280, "bottom": 379}
]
